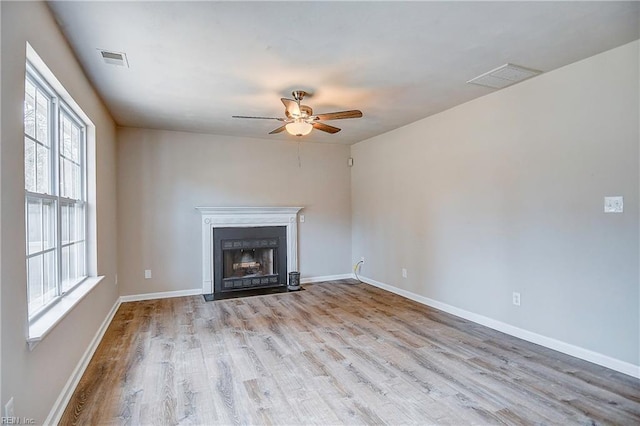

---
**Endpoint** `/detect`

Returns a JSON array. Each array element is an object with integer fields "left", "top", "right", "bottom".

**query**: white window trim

[{"left": 25, "top": 43, "right": 103, "bottom": 349}]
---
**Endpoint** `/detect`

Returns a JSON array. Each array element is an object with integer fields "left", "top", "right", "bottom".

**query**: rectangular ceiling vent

[
  {"left": 99, "top": 49, "right": 129, "bottom": 67},
  {"left": 467, "top": 63, "right": 541, "bottom": 89}
]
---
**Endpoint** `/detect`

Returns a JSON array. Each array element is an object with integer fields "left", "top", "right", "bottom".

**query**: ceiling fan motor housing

[
  {"left": 292, "top": 90, "right": 308, "bottom": 101},
  {"left": 285, "top": 105, "right": 313, "bottom": 119}
]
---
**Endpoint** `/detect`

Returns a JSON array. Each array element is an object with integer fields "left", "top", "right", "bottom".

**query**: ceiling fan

[{"left": 232, "top": 90, "right": 363, "bottom": 136}]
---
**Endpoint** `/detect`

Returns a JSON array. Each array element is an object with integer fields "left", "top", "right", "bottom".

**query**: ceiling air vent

[
  {"left": 467, "top": 63, "right": 541, "bottom": 89},
  {"left": 98, "top": 49, "right": 129, "bottom": 67}
]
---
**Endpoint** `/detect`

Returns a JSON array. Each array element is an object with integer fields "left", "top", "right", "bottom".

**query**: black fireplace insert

[{"left": 210, "top": 226, "right": 287, "bottom": 299}]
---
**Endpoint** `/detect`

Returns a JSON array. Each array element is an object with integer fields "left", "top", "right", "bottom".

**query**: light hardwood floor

[{"left": 61, "top": 280, "right": 640, "bottom": 425}]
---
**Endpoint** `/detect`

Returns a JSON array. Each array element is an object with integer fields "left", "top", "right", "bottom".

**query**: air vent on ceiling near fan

[
  {"left": 99, "top": 49, "right": 129, "bottom": 67},
  {"left": 467, "top": 63, "right": 541, "bottom": 89}
]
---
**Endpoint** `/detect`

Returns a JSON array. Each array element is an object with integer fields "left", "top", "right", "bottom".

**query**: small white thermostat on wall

[{"left": 604, "top": 196, "right": 623, "bottom": 213}]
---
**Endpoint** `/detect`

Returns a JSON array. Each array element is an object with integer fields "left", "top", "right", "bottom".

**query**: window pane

[
  {"left": 43, "top": 250, "right": 57, "bottom": 305},
  {"left": 69, "top": 162, "right": 76, "bottom": 200},
  {"left": 68, "top": 204, "right": 76, "bottom": 242},
  {"left": 69, "top": 243, "right": 77, "bottom": 283},
  {"left": 60, "top": 158, "right": 67, "bottom": 198},
  {"left": 25, "top": 80, "right": 36, "bottom": 138},
  {"left": 42, "top": 199, "right": 55, "bottom": 250},
  {"left": 35, "top": 89, "right": 49, "bottom": 145},
  {"left": 76, "top": 204, "right": 85, "bottom": 240},
  {"left": 27, "top": 199, "right": 42, "bottom": 255},
  {"left": 61, "top": 244, "right": 81, "bottom": 292},
  {"left": 25, "top": 138, "right": 36, "bottom": 192},
  {"left": 61, "top": 158, "right": 75, "bottom": 198},
  {"left": 61, "top": 115, "right": 72, "bottom": 158},
  {"left": 71, "top": 124, "right": 80, "bottom": 162},
  {"left": 61, "top": 245, "right": 70, "bottom": 292},
  {"left": 61, "top": 203, "right": 69, "bottom": 244},
  {"left": 61, "top": 159, "right": 68, "bottom": 197},
  {"left": 76, "top": 241, "right": 86, "bottom": 278},
  {"left": 74, "top": 164, "right": 82, "bottom": 200},
  {"left": 28, "top": 255, "right": 44, "bottom": 312},
  {"left": 36, "top": 144, "right": 50, "bottom": 194}
]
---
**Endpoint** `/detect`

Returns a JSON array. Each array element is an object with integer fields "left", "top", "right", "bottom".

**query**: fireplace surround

[{"left": 196, "top": 207, "right": 302, "bottom": 299}]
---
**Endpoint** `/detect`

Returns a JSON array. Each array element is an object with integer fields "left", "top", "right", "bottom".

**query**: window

[{"left": 25, "top": 63, "right": 87, "bottom": 318}]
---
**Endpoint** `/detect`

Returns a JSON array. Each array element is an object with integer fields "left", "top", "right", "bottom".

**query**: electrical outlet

[
  {"left": 402, "top": 268, "right": 407, "bottom": 278},
  {"left": 144, "top": 270, "right": 152, "bottom": 279},
  {"left": 513, "top": 292, "right": 521, "bottom": 306},
  {"left": 360, "top": 257, "right": 365, "bottom": 263},
  {"left": 604, "top": 196, "right": 623, "bottom": 213},
  {"left": 5, "top": 397, "right": 15, "bottom": 417}
]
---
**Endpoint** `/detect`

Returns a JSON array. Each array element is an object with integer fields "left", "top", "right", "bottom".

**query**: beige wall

[
  {"left": 351, "top": 41, "right": 639, "bottom": 366},
  {"left": 0, "top": 2, "right": 636, "bottom": 420},
  {"left": 1, "top": 2, "right": 118, "bottom": 422},
  {"left": 117, "top": 128, "right": 352, "bottom": 296}
]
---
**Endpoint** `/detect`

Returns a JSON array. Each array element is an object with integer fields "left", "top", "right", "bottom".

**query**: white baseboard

[
  {"left": 44, "top": 298, "right": 121, "bottom": 425},
  {"left": 358, "top": 274, "right": 640, "bottom": 379},
  {"left": 301, "top": 274, "right": 353, "bottom": 284},
  {"left": 120, "top": 288, "right": 202, "bottom": 303}
]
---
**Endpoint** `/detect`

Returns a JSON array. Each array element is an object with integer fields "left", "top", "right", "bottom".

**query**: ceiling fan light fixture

[{"left": 285, "top": 121, "right": 313, "bottom": 136}]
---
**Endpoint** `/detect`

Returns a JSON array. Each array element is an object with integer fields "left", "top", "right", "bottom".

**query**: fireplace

[
  {"left": 196, "top": 207, "right": 302, "bottom": 300},
  {"left": 213, "top": 226, "right": 287, "bottom": 294}
]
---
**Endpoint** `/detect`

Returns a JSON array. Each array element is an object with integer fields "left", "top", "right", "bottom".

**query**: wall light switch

[
  {"left": 144, "top": 269, "right": 152, "bottom": 279},
  {"left": 300, "top": 214, "right": 305, "bottom": 223},
  {"left": 402, "top": 268, "right": 407, "bottom": 278},
  {"left": 604, "top": 196, "right": 623, "bottom": 213}
]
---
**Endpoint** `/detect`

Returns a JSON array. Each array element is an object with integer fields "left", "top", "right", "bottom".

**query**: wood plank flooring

[{"left": 61, "top": 280, "right": 640, "bottom": 425}]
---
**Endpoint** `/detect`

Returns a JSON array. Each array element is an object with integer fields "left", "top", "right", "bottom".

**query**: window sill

[{"left": 27, "top": 276, "right": 104, "bottom": 350}]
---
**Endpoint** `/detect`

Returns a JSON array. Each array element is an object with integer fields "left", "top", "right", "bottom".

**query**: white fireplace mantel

[{"left": 196, "top": 206, "right": 303, "bottom": 294}]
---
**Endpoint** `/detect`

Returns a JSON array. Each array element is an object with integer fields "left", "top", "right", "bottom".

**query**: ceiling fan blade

[
  {"left": 269, "top": 125, "right": 287, "bottom": 134},
  {"left": 232, "top": 115, "right": 284, "bottom": 121},
  {"left": 314, "top": 110, "right": 363, "bottom": 121},
  {"left": 312, "top": 122, "right": 341, "bottom": 134},
  {"left": 281, "top": 98, "right": 301, "bottom": 117}
]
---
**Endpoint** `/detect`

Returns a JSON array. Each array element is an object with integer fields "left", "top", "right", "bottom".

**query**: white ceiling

[{"left": 47, "top": 1, "right": 639, "bottom": 145}]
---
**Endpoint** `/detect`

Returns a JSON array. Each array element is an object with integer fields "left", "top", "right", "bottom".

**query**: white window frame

[{"left": 25, "top": 62, "right": 88, "bottom": 321}]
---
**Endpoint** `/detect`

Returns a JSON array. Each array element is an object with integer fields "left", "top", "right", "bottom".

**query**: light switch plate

[
  {"left": 144, "top": 269, "right": 152, "bottom": 279},
  {"left": 604, "top": 196, "right": 623, "bottom": 213},
  {"left": 300, "top": 214, "right": 305, "bottom": 223}
]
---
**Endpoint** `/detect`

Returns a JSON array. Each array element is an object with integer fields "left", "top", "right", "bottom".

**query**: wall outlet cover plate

[{"left": 604, "top": 196, "right": 623, "bottom": 213}]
